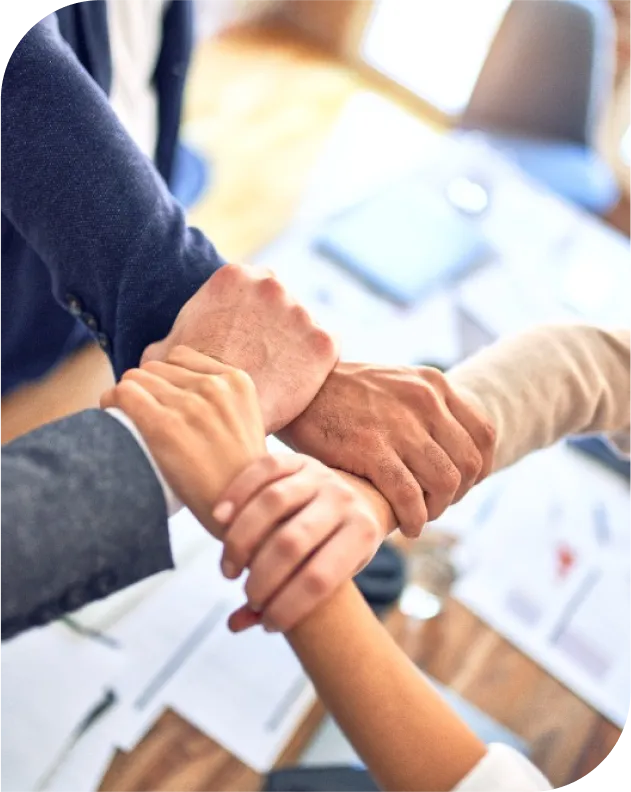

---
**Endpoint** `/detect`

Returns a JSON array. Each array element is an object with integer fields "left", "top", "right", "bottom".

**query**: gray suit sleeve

[{"left": 1, "top": 410, "right": 174, "bottom": 640}]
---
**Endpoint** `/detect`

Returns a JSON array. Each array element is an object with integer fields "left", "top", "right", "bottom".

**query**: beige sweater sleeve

[{"left": 446, "top": 325, "right": 630, "bottom": 472}]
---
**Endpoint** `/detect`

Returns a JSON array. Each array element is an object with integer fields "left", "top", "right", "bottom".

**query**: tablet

[{"left": 314, "top": 178, "right": 492, "bottom": 306}]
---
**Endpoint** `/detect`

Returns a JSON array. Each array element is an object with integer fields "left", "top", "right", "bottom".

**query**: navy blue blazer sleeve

[
  {"left": 1, "top": 410, "right": 174, "bottom": 641},
  {"left": 1, "top": 15, "right": 224, "bottom": 377}
]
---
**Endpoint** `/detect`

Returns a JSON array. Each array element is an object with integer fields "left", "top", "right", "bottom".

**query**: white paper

[
  {"left": 105, "top": 516, "right": 316, "bottom": 771},
  {"left": 453, "top": 445, "right": 630, "bottom": 726},
  {"left": 44, "top": 706, "right": 122, "bottom": 792},
  {"left": 166, "top": 620, "right": 315, "bottom": 772},
  {"left": 1, "top": 624, "right": 123, "bottom": 792}
]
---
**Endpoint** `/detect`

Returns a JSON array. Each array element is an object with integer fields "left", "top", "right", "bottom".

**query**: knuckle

[
  {"left": 310, "top": 326, "right": 337, "bottom": 361},
  {"left": 198, "top": 376, "right": 218, "bottom": 399},
  {"left": 418, "top": 366, "right": 446, "bottom": 389},
  {"left": 121, "top": 368, "right": 141, "bottom": 383},
  {"left": 262, "top": 484, "right": 287, "bottom": 512},
  {"left": 258, "top": 274, "right": 284, "bottom": 300},
  {"left": 480, "top": 418, "right": 497, "bottom": 451},
  {"left": 182, "top": 392, "right": 205, "bottom": 420},
  {"left": 229, "top": 368, "right": 256, "bottom": 395},
  {"left": 275, "top": 530, "right": 304, "bottom": 560},
  {"left": 115, "top": 378, "right": 138, "bottom": 396},
  {"left": 416, "top": 381, "right": 441, "bottom": 410},
  {"left": 168, "top": 345, "right": 192, "bottom": 363},
  {"left": 444, "top": 464, "right": 462, "bottom": 496},
  {"left": 462, "top": 449, "right": 483, "bottom": 481},
  {"left": 303, "top": 568, "right": 330, "bottom": 597},
  {"left": 336, "top": 483, "right": 357, "bottom": 508},
  {"left": 359, "top": 515, "right": 380, "bottom": 545},
  {"left": 217, "top": 263, "right": 241, "bottom": 284},
  {"left": 399, "top": 479, "right": 421, "bottom": 507},
  {"left": 291, "top": 303, "right": 311, "bottom": 323}
]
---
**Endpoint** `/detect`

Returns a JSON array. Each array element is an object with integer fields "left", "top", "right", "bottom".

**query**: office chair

[
  {"left": 460, "top": 0, "right": 620, "bottom": 214},
  {"left": 170, "top": 142, "right": 211, "bottom": 209}
]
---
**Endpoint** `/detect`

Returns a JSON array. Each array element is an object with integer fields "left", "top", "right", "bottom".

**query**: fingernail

[
  {"left": 213, "top": 501, "right": 234, "bottom": 523},
  {"left": 221, "top": 559, "right": 239, "bottom": 579},
  {"left": 263, "top": 619, "right": 279, "bottom": 633}
]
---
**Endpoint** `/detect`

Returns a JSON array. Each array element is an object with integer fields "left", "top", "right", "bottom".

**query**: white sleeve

[
  {"left": 453, "top": 744, "right": 552, "bottom": 791},
  {"left": 106, "top": 407, "right": 183, "bottom": 517}
]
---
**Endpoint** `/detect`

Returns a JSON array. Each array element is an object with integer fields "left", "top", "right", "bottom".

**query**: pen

[{"left": 34, "top": 688, "right": 117, "bottom": 791}]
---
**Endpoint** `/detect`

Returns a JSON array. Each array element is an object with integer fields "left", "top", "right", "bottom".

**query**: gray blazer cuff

[{"left": 2, "top": 410, "right": 174, "bottom": 640}]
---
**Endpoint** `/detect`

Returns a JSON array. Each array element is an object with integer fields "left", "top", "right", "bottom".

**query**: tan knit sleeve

[{"left": 446, "top": 325, "right": 630, "bottom": 472}]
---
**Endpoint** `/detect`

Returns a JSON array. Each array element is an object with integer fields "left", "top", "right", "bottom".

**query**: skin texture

[
  {"left": 104, "top": 359, "right": 487, "bottom": 791},
  {"left": 215, "top": 453, "right": 385, "bottom": 632},
  {"left": 141, "top": 264, "right": 340, "bottom": 434},
  {"left": 100, "top": 347, "right": 267, "bottom": 535},
  {"left": 279, "top": 362, "right": 495, "bottom": 537},
  {"left": 102, "top": 350, "right": 384, "bottom": 630},
  {"left": 286, "top": 581, "right": 487, "bottom": 792},
  {"left": 141, "top": 264, "right": 494, "bottom": 529}
]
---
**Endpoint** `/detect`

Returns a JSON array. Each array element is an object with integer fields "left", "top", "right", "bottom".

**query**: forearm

[
  {"left": 447, "top": 324, "right": 630, "bottom": 471},
  {"left": 287, "top": 582, "right": 485, "bottom": 791},
  {"left": 1, "top": 411, "right": 172, "bottom": 640},
  {"left": 1, "top": 16, "right": 223, "bottom": 376}
]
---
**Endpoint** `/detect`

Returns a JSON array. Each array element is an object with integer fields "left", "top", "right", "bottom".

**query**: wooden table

[{"left": 2, "top": 23, "right": 622, "bottom": 791}]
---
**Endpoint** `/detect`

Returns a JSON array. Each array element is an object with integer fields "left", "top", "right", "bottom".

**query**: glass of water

[{"left": 399, "top": 542, "right": 456, "bottom": 622}]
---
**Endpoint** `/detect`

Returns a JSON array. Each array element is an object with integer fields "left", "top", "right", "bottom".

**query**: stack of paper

[
  {"left": 449, "top": 444, "right": 630, "bottom": 727},
  {"left": 1, "top": 511, "right": 316, "bottom": 792}
]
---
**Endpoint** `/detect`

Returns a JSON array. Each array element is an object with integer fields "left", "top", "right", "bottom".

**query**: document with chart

[{"left": 451, "top": 444, "right": 630, "bottom": 727}]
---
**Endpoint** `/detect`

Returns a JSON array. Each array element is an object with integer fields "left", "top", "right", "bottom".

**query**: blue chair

[
  {"left": 460, "top": 0, "right": 620, "bottom": 214},
  {"left": 170, "top": 142, "right": 211, "bottom": 209}
]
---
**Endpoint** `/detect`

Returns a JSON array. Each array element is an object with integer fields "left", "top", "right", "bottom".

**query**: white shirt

[
  {"left": 455, "top": 744, "right": 552, "bottom": 790},
  {"left": 106, "top": 0, "right": 166, "bottom": 159},
  {"left": 107, "top": 407, "right": 182, "bottom": 516},
  {"left": 105, "top": 410, "right": 555, "bottom": 791}
]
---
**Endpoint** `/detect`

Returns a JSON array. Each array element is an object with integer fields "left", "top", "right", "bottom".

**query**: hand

[
  {"left": 278, "top": 363, "right": 496, "bottom": 538},
  {"left": 213, "top": 454, "right": 384, "bottom": 633},
  {"left": 100, "top": 346, "right": 267, "bottom": 536},
  {"left": 141, "top": 264, "right": 339, "bottom": 433}
]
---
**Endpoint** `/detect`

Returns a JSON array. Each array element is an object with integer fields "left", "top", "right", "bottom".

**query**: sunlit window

[{"left": 362, "top": 0, "right": 512, "bottom": 116}]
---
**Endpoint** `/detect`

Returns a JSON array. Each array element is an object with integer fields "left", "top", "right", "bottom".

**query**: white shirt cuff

[
  {"left": 106, "top": 407, "right": 183, "bottom": 517},
  {"left": 454, "top": 744, "right": 552, "bottom": 791}
]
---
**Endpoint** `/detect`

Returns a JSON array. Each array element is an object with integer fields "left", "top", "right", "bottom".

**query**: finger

[
  {"left": 121, "top": 368, "right": 191, "bottom": 408},
  {"left": 427, "top": 409, "right": 483, "bottom": 502},
  {"left": 141, "top": 360, "right": 211, "bottom": 390},
  {"left": 404, "top": 438, "right": 460, "bottom": 523},
  {"left": 260, "top": 520, "right": 374, "bottom": 633},
  {"left": 102, "top": 380, "right": 166, "bottom": 439},
  {"left": 164, "top": 345, "right": 235, "bottom": 375},
  {"left": 228, "top": 605, "right": 261, "bottom": 633},
  {"left": 243, "top": 495, "right": 344, "bottom": 612},
  {"left": 99, "top": 386, "right": 117, "bottom": 409},
  {"left": 221, "top": 467, "right": 320, "bottom": 578},
  {"left": 365, "top": 452, "right": 427, "bottom": 538},
  {"left": 214, "top": 454, "right": 306, "bottom": 525},
  {"left": 444, "top": 386, "right": 496, "bottom": 484}
]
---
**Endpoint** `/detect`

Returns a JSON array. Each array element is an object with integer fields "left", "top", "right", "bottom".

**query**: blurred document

[
  {"left": 1, "top": 624, "right": 122, "bottom": 791},
  {"left": 109, "top": 512, "right": 316, "bottom": 772},
  {"left": 454, "top": 445, "right": 630, "bottom": 726}
]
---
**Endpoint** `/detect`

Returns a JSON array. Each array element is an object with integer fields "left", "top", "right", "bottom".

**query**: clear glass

[{"left": 399, "top": 544, "right": 456, "bottom": 622}]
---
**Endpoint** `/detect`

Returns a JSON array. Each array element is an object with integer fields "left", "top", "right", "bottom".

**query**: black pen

[{"left": 34, "top": 688, "right": 117, "bottom": 791}]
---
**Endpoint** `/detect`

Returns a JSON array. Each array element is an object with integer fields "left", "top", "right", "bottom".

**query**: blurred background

[{"left": 3, "top": 2, "right": 630, "bottom": 791}]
